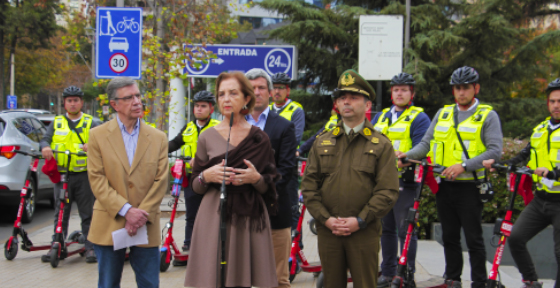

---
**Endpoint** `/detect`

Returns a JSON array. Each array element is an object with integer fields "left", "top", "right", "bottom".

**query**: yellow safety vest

[
  {"left": 181, "top": 119, "right": 220, "bottom": 171},
  {"left": 324, "top": 114, "right": 339, "bottom": 131},
  {"left": 528, "top": 119, "right": 560, "bottom": 193},
  {"left": 429, "top": 104, "right": 493, "bottom": 180},
  {"left": 373, "top": 106, "right": 424, "bottom": 153},
  {"left": 51, "top": 114, "right": 93, "bottom": 172},
  {"left": 270, "top": 100, "right": 303, "bottom": 121}
]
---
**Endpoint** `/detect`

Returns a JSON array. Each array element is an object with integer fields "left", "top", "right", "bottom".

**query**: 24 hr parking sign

[{"left": 96, "top": 7, "right": 142, "bottom": 79}]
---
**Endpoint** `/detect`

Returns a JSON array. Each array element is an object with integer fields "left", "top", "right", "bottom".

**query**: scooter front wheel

[
  {"left": 49, "top": 247, "right": 59, "bottom": 268},
  {"left": 391, "top": 276, "right": 404, "bottom": 288},
  {"left": 4, "top": 239, "right": 18, "bottom": 260},
  {"left": 160, "top": 251, "right": 171, "bottom": 272}
]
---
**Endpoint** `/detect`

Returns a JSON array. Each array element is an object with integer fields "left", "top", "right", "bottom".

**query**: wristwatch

[
  {"left": 356, "top": 217, "right": 367, "bottom": 230},
  {"left": 461, "top": 162, "right": 467, "bottom": 170}
]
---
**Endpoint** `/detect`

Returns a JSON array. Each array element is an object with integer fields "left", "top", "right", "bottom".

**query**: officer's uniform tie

[{"left": 348, "top": 130, "right": 356, "bottom": 141}]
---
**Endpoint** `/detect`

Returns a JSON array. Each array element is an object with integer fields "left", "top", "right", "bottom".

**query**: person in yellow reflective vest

[
  {"left": 168, "top": 90, "right": 219, "bottom": 258},
  {"left": 297, "top": 107, "right": 340, "bottom": 157},
  {"left": 398, "top": 67, "right": 503, "bottom": 288},
  {"left": 270, "top": 72, "right": 305, "bottom": 231},
  {"left": 372, "top": 73, "right": 431, "bottom": 287},
  {"left": 40, "top": 86, "right": 102, "bottom": 263},
  {"left": 483, "top": 78, "right": 560, "bottom": 288}
]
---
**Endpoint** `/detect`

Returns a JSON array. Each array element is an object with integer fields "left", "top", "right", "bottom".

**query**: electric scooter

[
  {"left": 486, "top": 163, "right": 557, "bottom": 288},
  {"left": 389, "top": 158, "right": 445, "bottom": 288},
  {"left": 4, "top": 149, "right": 51, "bottom": 260},
  {"left": 160, "top": 155, "right": 191, "bottom": 272},
  {"left": 43, "top": 150, "right": 88, "bottom": 268},
  {"left": 289, "top": 157, "right": 322, "bottom": 283}
]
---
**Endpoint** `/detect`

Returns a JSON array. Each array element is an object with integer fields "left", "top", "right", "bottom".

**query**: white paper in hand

[{"left": 112, "top": 225, "right": 148, "bottom": 251}]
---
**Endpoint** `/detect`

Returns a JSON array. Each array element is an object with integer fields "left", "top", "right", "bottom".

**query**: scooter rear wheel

[
  {"left": 49, "top": 247, "right": 59, "bottom": 268},
  {"left": 4, "top": 240, "right": 18, "bottom": 260},
  {"left": 160, "top": 251, "right": 171, "bottom": 272},
  {"left": 316, "top": 272, "right": 324, "bottom": 288}
]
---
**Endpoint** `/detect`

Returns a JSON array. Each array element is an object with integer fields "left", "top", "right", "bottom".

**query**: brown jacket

[
  {"left": 302, "top": 120, "right": 399, "bottom": 227},
  {"left": 87, "top": 119, "right": 169, "bottom": 247}
]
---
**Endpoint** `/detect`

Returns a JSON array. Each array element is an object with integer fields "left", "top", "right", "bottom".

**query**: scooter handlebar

[
  {"left": 490, "top": 163, "right": 558, "bottom": 180},
  {"left": 52, "top": 150, "right": 87, "bottom": 157},
  {"left": 296, "top": 156, "right": 308, "bottom": 162},
  {"left": 13, "top": 150, "right": 43, "bottom": 159},
  {"left": 168, "top": 154, "right": 192, "bottom": 161}
]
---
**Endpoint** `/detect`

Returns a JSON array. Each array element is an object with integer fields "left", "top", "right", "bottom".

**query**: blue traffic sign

[
  {"left": 183, "top": 44, "right": 298, "bottom": 79},
  {"left": 96, "top": 7, "right": 142, "bottom": 79},
  {"left": 7, "top": 95, "right": 17, "bottom": 110}
]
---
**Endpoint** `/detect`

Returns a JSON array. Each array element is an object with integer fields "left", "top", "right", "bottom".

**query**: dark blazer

[{"left": 263, "top": 110, "right": 297, "bottom": 229}]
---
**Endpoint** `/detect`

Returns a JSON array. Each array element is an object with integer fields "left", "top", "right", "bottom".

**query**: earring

[
  {"left": 243, "top": 104, "right": 248, "bottom": 110},
  {"left": 240, "top": 104, "right": 249, "bottom": 115}
]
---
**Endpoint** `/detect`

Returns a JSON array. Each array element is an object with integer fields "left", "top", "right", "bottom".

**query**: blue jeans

[
  {"left": 381, "top": 180, "right": 418, "bottom": 277},
  {"left": 93, "top": 244, "right": 159, "bottom": 288}
]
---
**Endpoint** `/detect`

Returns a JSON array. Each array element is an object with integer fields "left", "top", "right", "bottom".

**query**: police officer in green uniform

[
  {"left": 372, "top": 73, "right": 431, "bottom": 287},
  {"left": 270, "top": 72, "right": 306, "bottom": 231},
  {"left": 482, "top": 78, "right": 560, "bottom": 288},
  {"left": 302, "top": 69, "right": 399, "bottom": 288},
  {"left": 399, "top": 67, "right": 503, "bottom": 288},
  {"left": 168, "top": 90, "right": 219, "bottom": 257},
  {"left": 40, "top": 86, "right": 102, "bottom": 263}
]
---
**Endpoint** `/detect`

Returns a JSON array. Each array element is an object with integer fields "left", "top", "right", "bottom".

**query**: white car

[{"left": 109, "top": 37, "right": 129, "bottom": 53}]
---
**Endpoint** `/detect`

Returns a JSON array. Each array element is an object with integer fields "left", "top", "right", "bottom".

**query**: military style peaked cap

[{"left": 333, "top": 69, "right": 376, "bottom": 101}]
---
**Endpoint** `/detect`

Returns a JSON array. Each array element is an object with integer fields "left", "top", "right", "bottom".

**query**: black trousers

[
  {"left": 288, "top": 168, "right": 300, "bottom": 231},
  {"left": 508, "top": 194, "right": 560, "bottom": 287},
  {"left": 184, "top": 184, "right": 203, "bottom": 247},
  {"left": 52, "top": 171, "right": 95, "bottom": 250},
  {"left": 436, "top": 181, "right": 487, "bottom": 288}
]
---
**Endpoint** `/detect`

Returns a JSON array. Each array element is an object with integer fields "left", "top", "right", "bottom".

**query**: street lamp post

[{"left": 85, "top": 25, "right": 96, "bottom": 115}]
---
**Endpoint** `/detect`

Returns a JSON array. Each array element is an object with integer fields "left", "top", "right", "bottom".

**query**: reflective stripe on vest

[
  {"left": 181, "top": 119, "right": 220, "bottom": 171},
  {"left": 528, "top": 119, "right": 560, "bottom": 193},
  {"left": 50, "top": 114, "right": 93, "bottom": 172},
  {"left": 270, "top": 101, "right": 303, "bottom": 122},
  {"left": 428, "top": 104, "right": 493, "bottom": 180},
  {"left": 373, "top": 106, "right": 423, "bottom": 152}
]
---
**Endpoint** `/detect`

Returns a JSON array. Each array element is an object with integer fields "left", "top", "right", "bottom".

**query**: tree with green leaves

[
  {"left": 259, "top": 0, "right": 560, "bottom": 138},
  {"left": 0, "top": 0, "right": 62, "bottom": 108}
]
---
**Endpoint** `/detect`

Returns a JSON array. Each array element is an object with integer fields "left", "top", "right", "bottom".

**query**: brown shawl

[{"left": 191, "top": 126, "right": 280, "bottom": 231}]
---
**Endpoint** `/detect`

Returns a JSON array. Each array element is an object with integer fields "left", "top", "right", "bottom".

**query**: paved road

[{"left": 0, "top": 200, "right": 78, "bottom": 243}]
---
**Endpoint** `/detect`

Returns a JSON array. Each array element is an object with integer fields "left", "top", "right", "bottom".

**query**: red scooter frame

[
  {"left": 486, "top": 164, "right": 553, "bottom": 288},
  {"left": 4, "top": 150, "right": 51, "bottom": 260},
  {"left": 44, "top": 150, "right": 88, "bottom": 268},
  {"left": 160, "top": 155, "right": 191, "bottom": 272},
  {"left": 390, "top": 158, "right": 445, "bottom": 288}
]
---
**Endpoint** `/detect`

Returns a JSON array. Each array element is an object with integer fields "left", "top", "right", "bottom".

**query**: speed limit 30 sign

[{"left": 109, "top": 53, "right": 129, "bottom": 73}]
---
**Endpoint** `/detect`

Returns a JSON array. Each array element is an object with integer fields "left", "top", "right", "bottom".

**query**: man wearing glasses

[
  {"left": 87, "top": 77, "right": 169, "bottom": 288},
  {"left": 269, "top": 72, "right": 305, "bottom": 232}
]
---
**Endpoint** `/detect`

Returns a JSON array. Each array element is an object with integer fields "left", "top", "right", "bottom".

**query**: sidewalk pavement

[{"left": 0, "top": 195, "right": 555, "bottom": 287}]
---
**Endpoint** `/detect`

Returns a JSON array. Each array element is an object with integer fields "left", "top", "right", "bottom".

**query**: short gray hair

[
  {"left": 107, "top": 77, "right": 138, "bottom": 101},
  {"left": 245, "top": 68, "right": 273, "bottom": 92}
]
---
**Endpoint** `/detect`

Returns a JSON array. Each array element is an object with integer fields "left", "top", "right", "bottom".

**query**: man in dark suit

[{"left": 246, "top": 68, "right": 297, "bottom": 288}]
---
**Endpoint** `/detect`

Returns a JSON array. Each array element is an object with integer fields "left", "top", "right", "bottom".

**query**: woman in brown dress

[{"left": 184, "top": 71, "right": 279, "bottom": 288}]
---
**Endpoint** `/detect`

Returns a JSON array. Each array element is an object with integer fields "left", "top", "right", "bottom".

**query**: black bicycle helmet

[
  {"left": 271, "top": 73, "right": 291, "bottom": 84},
  {"left": 193, "top": 90, "right": 215, "bottom": 104},
  {"left": 390, "top": 73, "right": 415, "bottom": 86},
  {"left": 450, "top": 66, "right": 479, "bottom": 85},
  {"left": 546, "top": 78, "right": 560, "bottom": 94},
  {"left": 62, "top": 86, "right": 84, "bottom": 97}
]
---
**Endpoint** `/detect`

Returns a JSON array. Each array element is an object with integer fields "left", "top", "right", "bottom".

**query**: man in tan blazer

[{"left": 87, "top": 77, "right": 168, "bottom": 288}]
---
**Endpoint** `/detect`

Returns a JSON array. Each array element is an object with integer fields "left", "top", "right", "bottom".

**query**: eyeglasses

[
  {"left": 114, "top": 93, "right": 143, "bottom": 102},
  {"left": 273, "top": 86, "right": 287, "bottom": 91}
]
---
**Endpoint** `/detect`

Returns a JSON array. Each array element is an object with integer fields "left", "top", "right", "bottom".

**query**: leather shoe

[{"left": 85, "top": 249, "right": 97, "bottom": 263}]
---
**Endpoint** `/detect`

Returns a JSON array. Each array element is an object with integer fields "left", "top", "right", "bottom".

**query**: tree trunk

[{"left": 155, "top": 0, "right": 165, "bottom": 130}]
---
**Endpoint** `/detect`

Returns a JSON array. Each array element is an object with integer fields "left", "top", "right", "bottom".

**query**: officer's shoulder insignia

[
  {"left": 332, "top": 127, "right": 341, "bottom": 136},
  {"left": 371, "top": 137, "right": 379, "bottom": 144},
  {"left": 363, "top": 127, "right": 372, "bottom": 136},
  {"left": 340, "top": 73, "right": 355, "bottom": 86}
]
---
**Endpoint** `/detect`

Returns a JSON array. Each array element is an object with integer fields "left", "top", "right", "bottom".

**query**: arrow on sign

[{"left": 211, "top": 58, "right": 224, "bottom": 65}]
